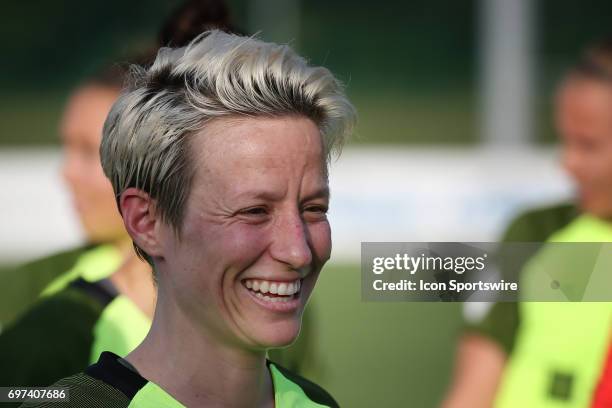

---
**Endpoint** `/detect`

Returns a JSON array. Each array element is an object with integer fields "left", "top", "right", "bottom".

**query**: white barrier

[{"left": 0, "top": 146, "right": 572, "bottom": 264}]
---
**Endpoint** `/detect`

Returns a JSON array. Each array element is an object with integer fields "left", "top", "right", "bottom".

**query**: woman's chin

[{"left": 248, "top": 320, "right": 302, "bottom": 349}]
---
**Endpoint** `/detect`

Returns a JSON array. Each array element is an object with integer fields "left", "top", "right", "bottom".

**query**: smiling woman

[
  {"left": 21, "top": 30, "right": 355, "bottom": 408},
  {"left": 152, "top": 115, "right": 332, "bottom": 350}
]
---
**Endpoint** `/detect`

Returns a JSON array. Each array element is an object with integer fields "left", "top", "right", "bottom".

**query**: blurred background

[{"left": 2, "top": 0, "right": 612, "bottom": 406}]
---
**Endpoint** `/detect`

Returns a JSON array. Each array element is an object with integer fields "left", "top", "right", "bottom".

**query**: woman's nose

[{"left": 269, "top": 212, "right": 313, "bottom": 271}]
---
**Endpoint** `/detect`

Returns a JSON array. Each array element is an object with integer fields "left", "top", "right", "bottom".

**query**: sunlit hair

[{"left": 100, "top": 29, "right": 356, "bottom": 263}]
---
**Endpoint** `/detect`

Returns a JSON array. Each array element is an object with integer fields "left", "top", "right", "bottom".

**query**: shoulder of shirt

[
  {"left": 269, "top": 361, "right": 340, "bottom": 407},
  {"left": 12, "top": 278, "right": 114, "bottom": 323},
  {"left": 18, "top": 372, "right": 131, "bottom": 408},
  {"left": 19, "top": 351, "right": 146, "bottom": 408},
  {"left": 466, "top": 202, "right": 580, "bottom": 353},
  {"left": 0, "top": 283, "right": 114, "bottom": 389},
  {"left": 502, "top": 201, "right": 579, "bottom": 242}
]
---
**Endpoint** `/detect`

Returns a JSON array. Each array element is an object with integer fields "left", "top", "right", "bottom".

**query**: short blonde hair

[{"left": 100, "top": 30, "right": 355, "bottom": 261}]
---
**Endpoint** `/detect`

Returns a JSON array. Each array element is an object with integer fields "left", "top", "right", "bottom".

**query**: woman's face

[
  {"left": 158, "top": 115, "right": 331, "bottom": 350},
  {"left": 557, "top": 77, "right": 612, "bottom": 218},
  {"left": 60, "top": 85, "right": 126, "bottom": 243}
]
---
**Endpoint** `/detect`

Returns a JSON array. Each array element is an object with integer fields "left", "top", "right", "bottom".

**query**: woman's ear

[{"left": 119, "top": 188, "right": 164, "bottom": 258}]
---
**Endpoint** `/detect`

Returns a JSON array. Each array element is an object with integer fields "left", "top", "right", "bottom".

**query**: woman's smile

[{"left": 241, "top": 278, "right": 303, "bottom": 312}]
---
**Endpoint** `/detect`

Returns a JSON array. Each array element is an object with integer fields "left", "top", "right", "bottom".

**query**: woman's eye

[
  {"left": 303, "top": 205, "right": 329, "bottom": 219},
  {"left": 306, "top": 206, "right": 328, "bottom": 213},
  {"left": 241, "top": 207, "right": 268, "bottom": 216}
]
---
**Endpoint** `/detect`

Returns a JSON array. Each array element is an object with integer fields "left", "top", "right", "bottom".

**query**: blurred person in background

[
  {"left": 22, "top": 29, "right": 354, "bottom": 408},
  {"left": 0, "top": 65, "right": 155, "bottom": 391},
  {"left": 0, "top": 69, "right": 127, "bottom": 326},
  {"left": 442, "top": 38, "right": 612, "bottom": 408},
  {"left": 0, "top": 0, "right": 237, "bottom": 391}
]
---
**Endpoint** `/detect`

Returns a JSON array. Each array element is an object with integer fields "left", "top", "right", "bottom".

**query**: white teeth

[
  {"left": 257, "top": 293, "right": 290, "bottom": 303},
  {"left": 243, "top": 279, "right": 301, "bottom": 297}
]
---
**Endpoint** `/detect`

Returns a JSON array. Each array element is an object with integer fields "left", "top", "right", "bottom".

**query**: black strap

[{"left": 69, "top": 278, "right": 118, "bottom": 308}]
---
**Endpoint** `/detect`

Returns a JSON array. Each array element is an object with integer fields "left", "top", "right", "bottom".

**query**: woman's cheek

[{"left": 216, "top": 223, "right": 273, "bottom": 262}]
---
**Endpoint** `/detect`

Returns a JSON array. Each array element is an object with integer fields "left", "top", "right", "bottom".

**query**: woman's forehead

[
  {"left": 192, "top": 116, "right": 324, "bottom": 169},
  {"left": 186, "top": 116, "right": 327, "bottom": 196}
]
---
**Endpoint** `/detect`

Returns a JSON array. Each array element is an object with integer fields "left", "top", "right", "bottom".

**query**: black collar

[{"left": 86, "top": 351, "right": 147, "bottom": 399}]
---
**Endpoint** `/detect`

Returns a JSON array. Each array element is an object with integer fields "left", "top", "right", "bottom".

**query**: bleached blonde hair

[{"left": 100, "top": 30, "right": 355, "bottom": 261}]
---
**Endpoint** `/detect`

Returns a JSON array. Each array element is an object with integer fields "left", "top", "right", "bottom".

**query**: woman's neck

[
  {"left": 108, "top": 242, "right": 157, "bottom": 319},
  {"left": 124, "top": 290, "right": 274, "bottom": 407}
]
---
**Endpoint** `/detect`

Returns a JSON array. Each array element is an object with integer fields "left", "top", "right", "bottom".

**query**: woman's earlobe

[{"left": 119, "top": 188, "right": 163, "bottom": 257}]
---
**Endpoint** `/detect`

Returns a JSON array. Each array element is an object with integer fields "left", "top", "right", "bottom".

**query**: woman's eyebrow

[{"left": 301, "top": 186, "right": 330, "bottom": 202}]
